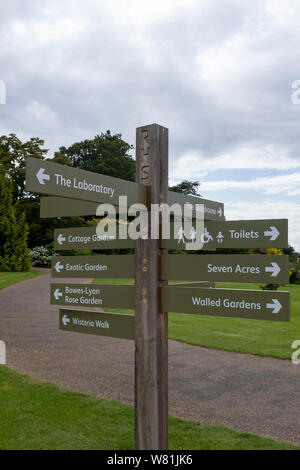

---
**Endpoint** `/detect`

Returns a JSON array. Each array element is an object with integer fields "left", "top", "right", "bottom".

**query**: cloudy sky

[{"left": 1, "top": 0, "right": 300, "bottom": 250}]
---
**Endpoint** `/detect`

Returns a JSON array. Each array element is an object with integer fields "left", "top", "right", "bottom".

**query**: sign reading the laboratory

[{"left": 26, "top": 157, "right": 146, "bottom": 206}]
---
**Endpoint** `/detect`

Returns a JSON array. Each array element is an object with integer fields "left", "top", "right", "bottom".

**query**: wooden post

[{"left": 135, "top": 124, "right": 169, "bottom": 450}]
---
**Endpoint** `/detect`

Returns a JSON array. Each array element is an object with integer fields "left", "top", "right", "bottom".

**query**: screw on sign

[{"left": 25, "top": 123, "right": 290, "bottom": 451}]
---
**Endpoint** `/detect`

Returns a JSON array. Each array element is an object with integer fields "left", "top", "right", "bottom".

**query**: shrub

[
  {"left": 30, "top": 246, "right": 56, "bottom": 267},
  {"left": 259, "top": 284, "right": 280, "bottom": 291}
]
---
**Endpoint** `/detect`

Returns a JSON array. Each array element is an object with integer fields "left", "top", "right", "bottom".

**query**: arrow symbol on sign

[
  {"left": 264, "top": 226, "right": 280, "bottom": 241},
  {"left": 36, "top": 168, "right": 50, "bottom": 185},
  {"left": 265, "top": 262, "right": 281, "bottom": 277},
  {"left": 57, "top": 234, "right": 66, "bottom": 245},
  {"left": 217, "top": 207, "right": 223, "bottom": 217},
  {"left": 266, "top": 299, "right": 282, "bottom": 314},
  {"left": 55, "top": 261, "right": 64, "bottom": 273},
  {"left": 62, "top": 314, "right": 70, "bottom": 326},
  {"left": 53, "top": 289, "right": 63, "bottom": 300}
]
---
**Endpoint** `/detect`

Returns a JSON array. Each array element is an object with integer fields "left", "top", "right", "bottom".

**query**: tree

[
  {"left": 58, "top": 131, "right": 135, "bottom": 181},
  {"left": 0, "top": 166, "right": 30, "bottom": 271},
  {"left": 283, "top": 245, "right": 300, "bottom": 262},
  {"left": 50, "top": 151, "right": 72, "bottom": 166},
  {"left": 0, "top": 133, "right": 48, "bottom": 202},
  {"left": 169, "top": 180, "right": 201, "bottom": 196}
]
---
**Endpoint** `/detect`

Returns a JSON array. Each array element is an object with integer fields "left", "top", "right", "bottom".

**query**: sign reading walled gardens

[
  {"left": 51, "top": 283, "right": 134, "bottom": 309},
  {"left": 26, "top": 157, "right": 146, "bottom": 207},
  {"left": 162, "top": 254, "right": 289, "bottom": 283},
  {"left": 52, "top": 255, "right": 135, "bottom": 278},
  {"left": 59, "top": 309, "right": 135, "bottom": 340},
  {"left": 162, "top": 286, "right": 290, "bottom": 321}
]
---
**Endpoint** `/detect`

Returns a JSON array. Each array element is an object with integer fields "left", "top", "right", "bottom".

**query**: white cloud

[
  {"left": 225, "top": 199, "right": 300, "bottom": 251},
  {"left": 199, "top": 172, "right": 300, "bottom": 196},
  {"left": 170, "top": 144, "right": 300, "bottom": 185}
]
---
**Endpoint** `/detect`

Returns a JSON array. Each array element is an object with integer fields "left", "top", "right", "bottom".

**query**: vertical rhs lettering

[{"left": 141, "top": 130, "right": 150, "bottom": 182}]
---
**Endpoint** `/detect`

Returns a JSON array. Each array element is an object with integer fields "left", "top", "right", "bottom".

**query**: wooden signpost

[{"left": 26, "top": 122, "right": 291, "bottom": 451}]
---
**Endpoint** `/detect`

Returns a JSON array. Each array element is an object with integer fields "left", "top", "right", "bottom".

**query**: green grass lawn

[
  {"left": 0, "top": 365, "right": 297, "bottom": 450},
  {"left": 92, "top": 279, "right": 299, "bottom": 359},
  {"left": 0, "top": 270, "right": 42, "bottom": 290}
]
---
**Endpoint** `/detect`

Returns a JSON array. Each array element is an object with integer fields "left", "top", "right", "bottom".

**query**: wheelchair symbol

[{"left": 201, "top": 227, "right": 213, "bottom": 244}]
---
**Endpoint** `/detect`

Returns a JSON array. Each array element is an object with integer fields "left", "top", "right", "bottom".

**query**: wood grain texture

[{"left": 135, "top": 124, "right": 169, "bottom": 450}]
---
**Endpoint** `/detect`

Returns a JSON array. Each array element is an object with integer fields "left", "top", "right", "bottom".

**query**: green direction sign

[
  {"left": 162, "top": 254, "right": 289, "bottom": 283},
  {"left": 54, "top": 219, "right": 288, "bottom": 251},
  {"left": 162, "top": 219, "right": 288, "bottom": 250},
  {"left": 40, "top": 193, "right": 224, "bottom": 221},
  {"left": 52, "top": 255, "right": 135, "bottom": 278},
  {"left": 59, "top": 309, "right": 135, "bottom": 339},
  {"left": 26, "top": 157, "right": 146, "bottom": 206},
  {"left": 168, "top": 191, "right": 224, "bottom": 221},
  {"left": 161, "top": 286, "right": 290, "bottom": 322},
  {"left": 40, "top": 197, "right": 103, "bottom": 218},
  {"left": 51, "top": 283, "right": 134, "bottom": 308},
  {"left": 54, "top": 227, "right": 135, "bottom": 250}
]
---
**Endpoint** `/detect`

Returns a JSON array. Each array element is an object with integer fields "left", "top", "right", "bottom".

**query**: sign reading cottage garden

[{"left": 26, "top": 123, "right": 290, "bottom": 450}]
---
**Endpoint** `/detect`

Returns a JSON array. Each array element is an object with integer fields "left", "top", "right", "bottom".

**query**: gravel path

[{"left": 0, "top": 268, "right": 299, "bottom": 445}]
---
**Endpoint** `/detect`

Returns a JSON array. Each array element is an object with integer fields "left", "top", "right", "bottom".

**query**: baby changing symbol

[{"left": 216, "top": 231, "right": 224, "bottom": 243}]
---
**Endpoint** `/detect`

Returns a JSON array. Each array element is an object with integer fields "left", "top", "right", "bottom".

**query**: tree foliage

[
  {"left": 0, "top": 133, "right": 48, "bottom": 202},
  {"left": 58, "top": 130, "right": 135, "bottom": 181},
  {"left": 0, "top": 166, "right": 30, "bottom": 271},
  {"left": 169, "top": 180, "right": 201, "bottom": 196}
]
